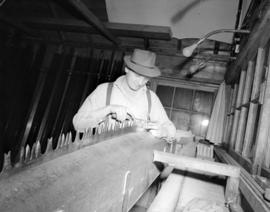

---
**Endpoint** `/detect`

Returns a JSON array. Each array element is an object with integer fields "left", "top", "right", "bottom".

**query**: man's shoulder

[
  {"left": 148, "top": 89, "right": 158, "bottom": 97},
  {"left": 96, "top": 82, "right": 111, "bottom": 90}
]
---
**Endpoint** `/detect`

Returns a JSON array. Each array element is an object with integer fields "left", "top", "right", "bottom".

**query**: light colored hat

[{"left": 124, "top": 49, "right": 161, "bottom": 77}]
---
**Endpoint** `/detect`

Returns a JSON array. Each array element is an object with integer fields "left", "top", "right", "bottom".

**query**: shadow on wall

[{"left": 171, "top": 0, "right": 210, "bottom": 24}]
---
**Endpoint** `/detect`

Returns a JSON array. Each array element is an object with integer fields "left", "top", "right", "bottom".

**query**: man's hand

[
  {"left": 109, "top": 105, "right": 132, "bottom": 122},
  {"left": 144, "top": 122, "right": 164, "bottom": 137}
]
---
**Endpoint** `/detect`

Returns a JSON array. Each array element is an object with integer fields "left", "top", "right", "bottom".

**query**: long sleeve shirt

[{"left": 73, "top": 76, "right": 176, "bottom": 137}]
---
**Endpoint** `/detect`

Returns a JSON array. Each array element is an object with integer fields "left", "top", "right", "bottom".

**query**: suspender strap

[
  {"left": 106, "top": 83, "right": 113, "bottom": 106},
  {"left": 106, "top": 82, "right": 152, "bottom": 121},
  {"left": 146, "top": 89, "right": 151, "bottom": 121}
]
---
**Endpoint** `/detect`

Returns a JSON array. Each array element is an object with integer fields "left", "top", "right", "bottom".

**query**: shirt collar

[{"left": 114, "top": 75, "right": 147, "bottom": 92}]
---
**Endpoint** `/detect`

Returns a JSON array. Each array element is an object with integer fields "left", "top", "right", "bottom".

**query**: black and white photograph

[{"left": 0, "top": 0, "right": 270, "bottom": 211}]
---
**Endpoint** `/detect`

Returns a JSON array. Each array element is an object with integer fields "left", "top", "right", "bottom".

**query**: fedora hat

[{"left": 124, "top": 49, "right": 161, "bottom": 77}]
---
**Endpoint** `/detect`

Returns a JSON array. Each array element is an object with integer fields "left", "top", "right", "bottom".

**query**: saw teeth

[
  {"left": 19, "top": 146, "right": 25, "bottom": 164},
  {"left": 35, "top": 141, "right": 41, "bottom": 158},
  {"left": 30, "top": 142, "right": 37, "bottom": 160},
  {"left": 3, "top": 151, "right": 11, "bottom": 171},
  {"left": 24, "top": 145, "right": 31, "bottom": 162},
  {"left": 46, "top": 138, "right": 53, "bottom": 153},
  {"left": 74, "top": 131, "right": 80, "bottom": 143},
  {"left": 64, "top": 132, "right": 71, "bottom": 146},
  {"left": 61, "top": 134, "right": 65, "bottom": 148},
  {"left": 56, "top": 134, "right": 63, "bottom": 149}
]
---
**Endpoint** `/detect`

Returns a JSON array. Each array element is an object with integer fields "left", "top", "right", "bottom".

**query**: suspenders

[{"left": 106, "top": 82, "right": 152, "bottom": 121}]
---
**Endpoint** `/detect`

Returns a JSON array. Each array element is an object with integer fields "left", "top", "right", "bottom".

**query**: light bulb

[
  {"left": 201, "top": 119, "right": 209, "bottom": 127},
  {"left": 182, "top": 43, "right": 198, "bottom": 57}
]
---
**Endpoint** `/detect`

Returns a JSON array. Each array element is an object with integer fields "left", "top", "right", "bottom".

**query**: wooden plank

[
  {"left": 22, "top": 17, "right": 172, "bottom": 40},
  {"left": 153, "top": 151, "right": 240, "bottom": 178},
  {"left": 242, "top": 61, "right": 255, "bottom": 104},
  {"left": 251, "top": 48, "right": 266, "bottom": 100},
  {"left": 236, "top": 70, "right": 246, "bottom": 107},
  {"left": 234, "top": 68, "right": 248, "bottom": 152},
  {"left": 241, "top": 103, "right": 259, "bottom": 158},
  {"left": 228, "top": 149, "right": 254, "bottom": 174},
  {"left": 232, "top": 70, "right": 247, "bottom": 151},
  {"left": 234, "top": 107, "right": 248, "bottom": 153},
  {"left": 67, "top": 0, "right": 119, "bottom": 45},
  {"left": 258, "top": 48, "right": 270, "bottom": 168},
  {"left": 223, "top": 87, "right": 233, "bottom": 144},
  {"left": 215, "top": 148, "right": 270, "bottom": 212},
  {"left": 231, "top": 84, "right": 239, "bottom": 113},
  {"left": 225, "top": 176, "right": 240, "bottom": 208},
  {"left": 229, "top": 109, "right": 240, "bottom": 150}
]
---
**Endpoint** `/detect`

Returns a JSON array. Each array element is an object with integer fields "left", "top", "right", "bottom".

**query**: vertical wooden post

[
  {"left": 235, "top": 61, "right": 254, "bottom": 153},
  {"left": 241, "top": 103, "right": 258, "bottom": 158},
  {"left": 242, "top": 61, "right": 255, "bottom": 104},
  {"left": 251, "top": 48, "right": 265, "bottom": 100},
  {"left": 242, "top": 48, "right": 266, "bottom": 159},
  {"left": 240, "top": 60, "right": 255, "bottom": 157},
  {"left": 234, "top": 70, "right": 247, "bottom": 152},
  {"left": 235, "top": 107, "right": 248, "bottom": 152},
  {"left": 230, "top": 69, "right": 246, "bottom": 150},
  {"left": 235, "top": 70, "right": 246, "bottom": 108},
  {"left": 225, "top": 176, "right": 240, "bottom": 208},
  {"left": 223, "top": 87, "right": 233, "bottom": 144},
  {"left": 256, "top": 48, "right": 270, "bottom": 168},
  {"left": 228, "top": 84, "right": 238, "bottom": 148}
]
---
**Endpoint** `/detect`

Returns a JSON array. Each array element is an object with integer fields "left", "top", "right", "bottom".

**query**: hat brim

[{"left": 124, "top": 55, "right": 161, "bottom": 78}]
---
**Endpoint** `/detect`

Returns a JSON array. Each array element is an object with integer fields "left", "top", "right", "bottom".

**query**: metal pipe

[{"left": 182, "top": 29, "right": 250, "bottom": 57}]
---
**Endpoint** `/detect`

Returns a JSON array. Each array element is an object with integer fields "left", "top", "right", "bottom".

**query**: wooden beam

[
  {"left": 241, "top": 103, "right": 259, "bottom": 158},
  {"left": 21, "top": 17, "right": 172, "bottom": 40},
  {"left": 229, "top": 72, "right": 246, "bottom": 150},
  {"left": 153, "top": 150, "right": 240, "bottom": 178},
  {"left": 67, "top": 0, "right": 119, "bottom": 45},
  {"left": 255, "top": 47, "right": 270, "bottom": 169},
  {"left": 251, "top": 48, "right": 266, "bottom": 101},
  {"left": 215, "top": 148, "right": 270, "bottom": 212},
  {"left": 225, "top": 3, "right": 270, "bottom": 84},
  {"left": 242, "top": 61, "right": 255, "bottom": 104}
]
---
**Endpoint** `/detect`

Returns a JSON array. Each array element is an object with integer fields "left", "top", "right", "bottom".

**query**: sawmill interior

[{"left": 1, "top": 0, "right": 270, "bottom": 211}]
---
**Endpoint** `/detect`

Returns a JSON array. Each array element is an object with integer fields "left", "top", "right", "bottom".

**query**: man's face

[{"left": 125, "top": 67, "right": 149, "bottom": 91}]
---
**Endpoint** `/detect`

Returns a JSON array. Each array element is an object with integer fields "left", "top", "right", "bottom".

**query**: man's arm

[
  {"left": 73, "top": 83, "right": 130, "bottom": 132},
  {"left": 148, "top": 91, "right": 176, "bottom": 138}
]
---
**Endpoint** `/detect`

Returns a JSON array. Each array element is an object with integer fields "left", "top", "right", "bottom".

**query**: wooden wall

[
  {"left": 0, "top": 30, "right": 125, "bottom": 166},
  {"left": 221, "top": 2, "right": 270, "bottom": 209}
]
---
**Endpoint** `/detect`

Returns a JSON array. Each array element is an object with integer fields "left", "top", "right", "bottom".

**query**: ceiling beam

[
  {"left": 20, "top": 17, "right": 172, "bottom": 40},
  {"left": 67, "top": 0, "right": 119, "bottom": 45}
]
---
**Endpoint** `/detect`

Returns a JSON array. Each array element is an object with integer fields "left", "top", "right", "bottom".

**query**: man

[{"left": 73, "top": 49, "right": 176, "bottom": 138}]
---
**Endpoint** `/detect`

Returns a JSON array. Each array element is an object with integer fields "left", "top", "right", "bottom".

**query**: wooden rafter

[
  {"left": 67, "top": 0, "right": 119, "bottom": 45},
  {"left": 20, "top": 17, "right": 172, "bottom": 40}
]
